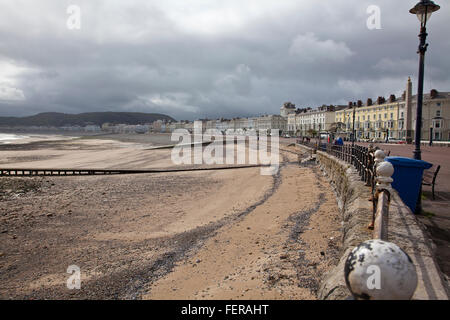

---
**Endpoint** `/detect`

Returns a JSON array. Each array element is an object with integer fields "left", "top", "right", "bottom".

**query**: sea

[{"left": 0, "top": 133, "right": 29, "bottom": 144}]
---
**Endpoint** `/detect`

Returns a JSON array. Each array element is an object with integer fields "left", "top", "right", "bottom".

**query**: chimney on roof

[
  {"left": 430, "top": 89, "right": 438, "bottom": 99},
  {"left": 377, "top": 96, "right": 385, "bottom": 105},
  {"left": 367, "top": 98, "right": 373, "bottom": 106},
  {"left": 357, "top": 100, "right": 363, "bottom": 107},
  {"left": 348, "top": 101, "right": 353, "bottom": 108},
  {"left": 389, "top": 94, "right": 396, "bottom": 102},
  {"left": 402, "top": 91, "right": 406, "bottom": 100}
]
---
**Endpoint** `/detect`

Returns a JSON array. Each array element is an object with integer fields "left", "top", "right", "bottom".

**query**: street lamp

[
  {"left": 410, "top": 0, "right": 440, "bottom": 160},
  {"left": 429, "top": 125, "right": 433, "bottom": 146},
  {"left": 352, "top": 103, "right": 356, "bottom": 147}
]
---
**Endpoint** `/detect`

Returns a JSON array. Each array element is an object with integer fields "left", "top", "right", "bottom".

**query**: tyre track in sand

[{"left": 122, "top": 158, "right": 285, "bottom": 299}]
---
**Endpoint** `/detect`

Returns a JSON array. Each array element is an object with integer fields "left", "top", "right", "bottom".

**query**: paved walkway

[{"left": 350, "top": 142, "right": 449, "bottom": 197}]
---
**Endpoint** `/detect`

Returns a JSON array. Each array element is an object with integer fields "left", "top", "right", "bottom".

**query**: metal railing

[
  {"left": 296, "top": 139, "right": 393, "bottom": 241},
  {"left": 296, "top": 139, "right": 419, "bottom": 300},
  {"left": 297, "top": 139, "right": 376, "bottom": 190},
  {"left": 373, "top": 189, "right": 390, "bottom": 240}
]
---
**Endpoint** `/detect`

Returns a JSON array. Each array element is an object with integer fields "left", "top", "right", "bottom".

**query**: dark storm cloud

[{"left": 0, "top": 0, "right": 449, "bottom": 120}]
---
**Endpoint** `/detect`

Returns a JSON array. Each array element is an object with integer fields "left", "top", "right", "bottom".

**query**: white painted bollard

[
  {"left": 374, "top": 149, "right": 386, "bottom": 168},
  {"left": 376, "top": 161, "right": 394, "bottom": 191},
  {"left": 344, "top": 239, "right": 418, "bottom": 300}
]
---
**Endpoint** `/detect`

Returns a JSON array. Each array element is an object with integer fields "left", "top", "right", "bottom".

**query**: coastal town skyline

[{"left": 4, "top": 76, "right": 448, "bottom": 143}]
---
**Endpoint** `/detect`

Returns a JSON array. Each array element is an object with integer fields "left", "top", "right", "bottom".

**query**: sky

[{"left": 0, "top": 0, "right": 449, "bottom": 121}]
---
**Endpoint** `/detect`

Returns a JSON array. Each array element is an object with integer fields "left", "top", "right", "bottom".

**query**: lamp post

[
  {"left": 410, "top": 0, "right": 440, "bottom": 160},
  {"left": 351, "top": 103, "right": 356, "bottom": 165},
  {"left": 429, "top": 125, "right": 433, "bottom": 146},
  {"left": 352, "top": 103, "right": 356, "bottom": 147}
]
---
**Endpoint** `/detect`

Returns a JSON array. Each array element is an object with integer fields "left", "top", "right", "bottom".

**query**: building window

[
  {"left": 390, "top": 113, "right": 393, "bottom": 119},
  {"left": 436, "top": 110, "right": 441, "bottom": 117},
  {"left": 401, "top": 112, "right": 404, "bottom": 119},
  {"left": 435, "top": 132, "right": 441, "bottom": 141}
]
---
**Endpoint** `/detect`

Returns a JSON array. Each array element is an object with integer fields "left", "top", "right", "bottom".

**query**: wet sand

[{"left": 0, "top": 135, "right": 342, "bottom": 299}]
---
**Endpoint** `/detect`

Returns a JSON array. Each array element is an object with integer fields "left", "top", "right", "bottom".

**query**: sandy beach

[{"left": 0, "top": 133, "right": 342, "bottom": 299}]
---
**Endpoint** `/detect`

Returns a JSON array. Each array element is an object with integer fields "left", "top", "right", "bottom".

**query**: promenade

[
  {"left": 292, "top": 136, "right": 450, "bottom": 281},
  {"left": 352, "top": 142, "right": 450, "bottom": 278}
]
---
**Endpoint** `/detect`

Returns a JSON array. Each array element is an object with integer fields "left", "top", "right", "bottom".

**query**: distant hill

[{"left": 0, "top": 112, "right": 175, "bottom": 127}]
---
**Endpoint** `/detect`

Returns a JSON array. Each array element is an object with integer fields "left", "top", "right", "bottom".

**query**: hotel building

[{"left": 335, "top": 78, "right": 450, "bottom": 141}]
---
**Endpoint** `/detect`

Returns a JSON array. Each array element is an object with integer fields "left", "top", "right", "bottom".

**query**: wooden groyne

[{"left": 0, "top": 165, "right": 268, "bottom": 177}]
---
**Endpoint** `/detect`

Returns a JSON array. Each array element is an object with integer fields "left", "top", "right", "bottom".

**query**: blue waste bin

[
  {"left": 385, "top": 157, "right": 432, "bottom": 214},
  {"left": 319, "top": 143, "right": 327, "bottom": 151}
]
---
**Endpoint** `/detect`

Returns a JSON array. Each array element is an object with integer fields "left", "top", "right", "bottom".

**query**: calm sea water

[{"left": 0, "top": 133, "right": 28, "bottom": 144}]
